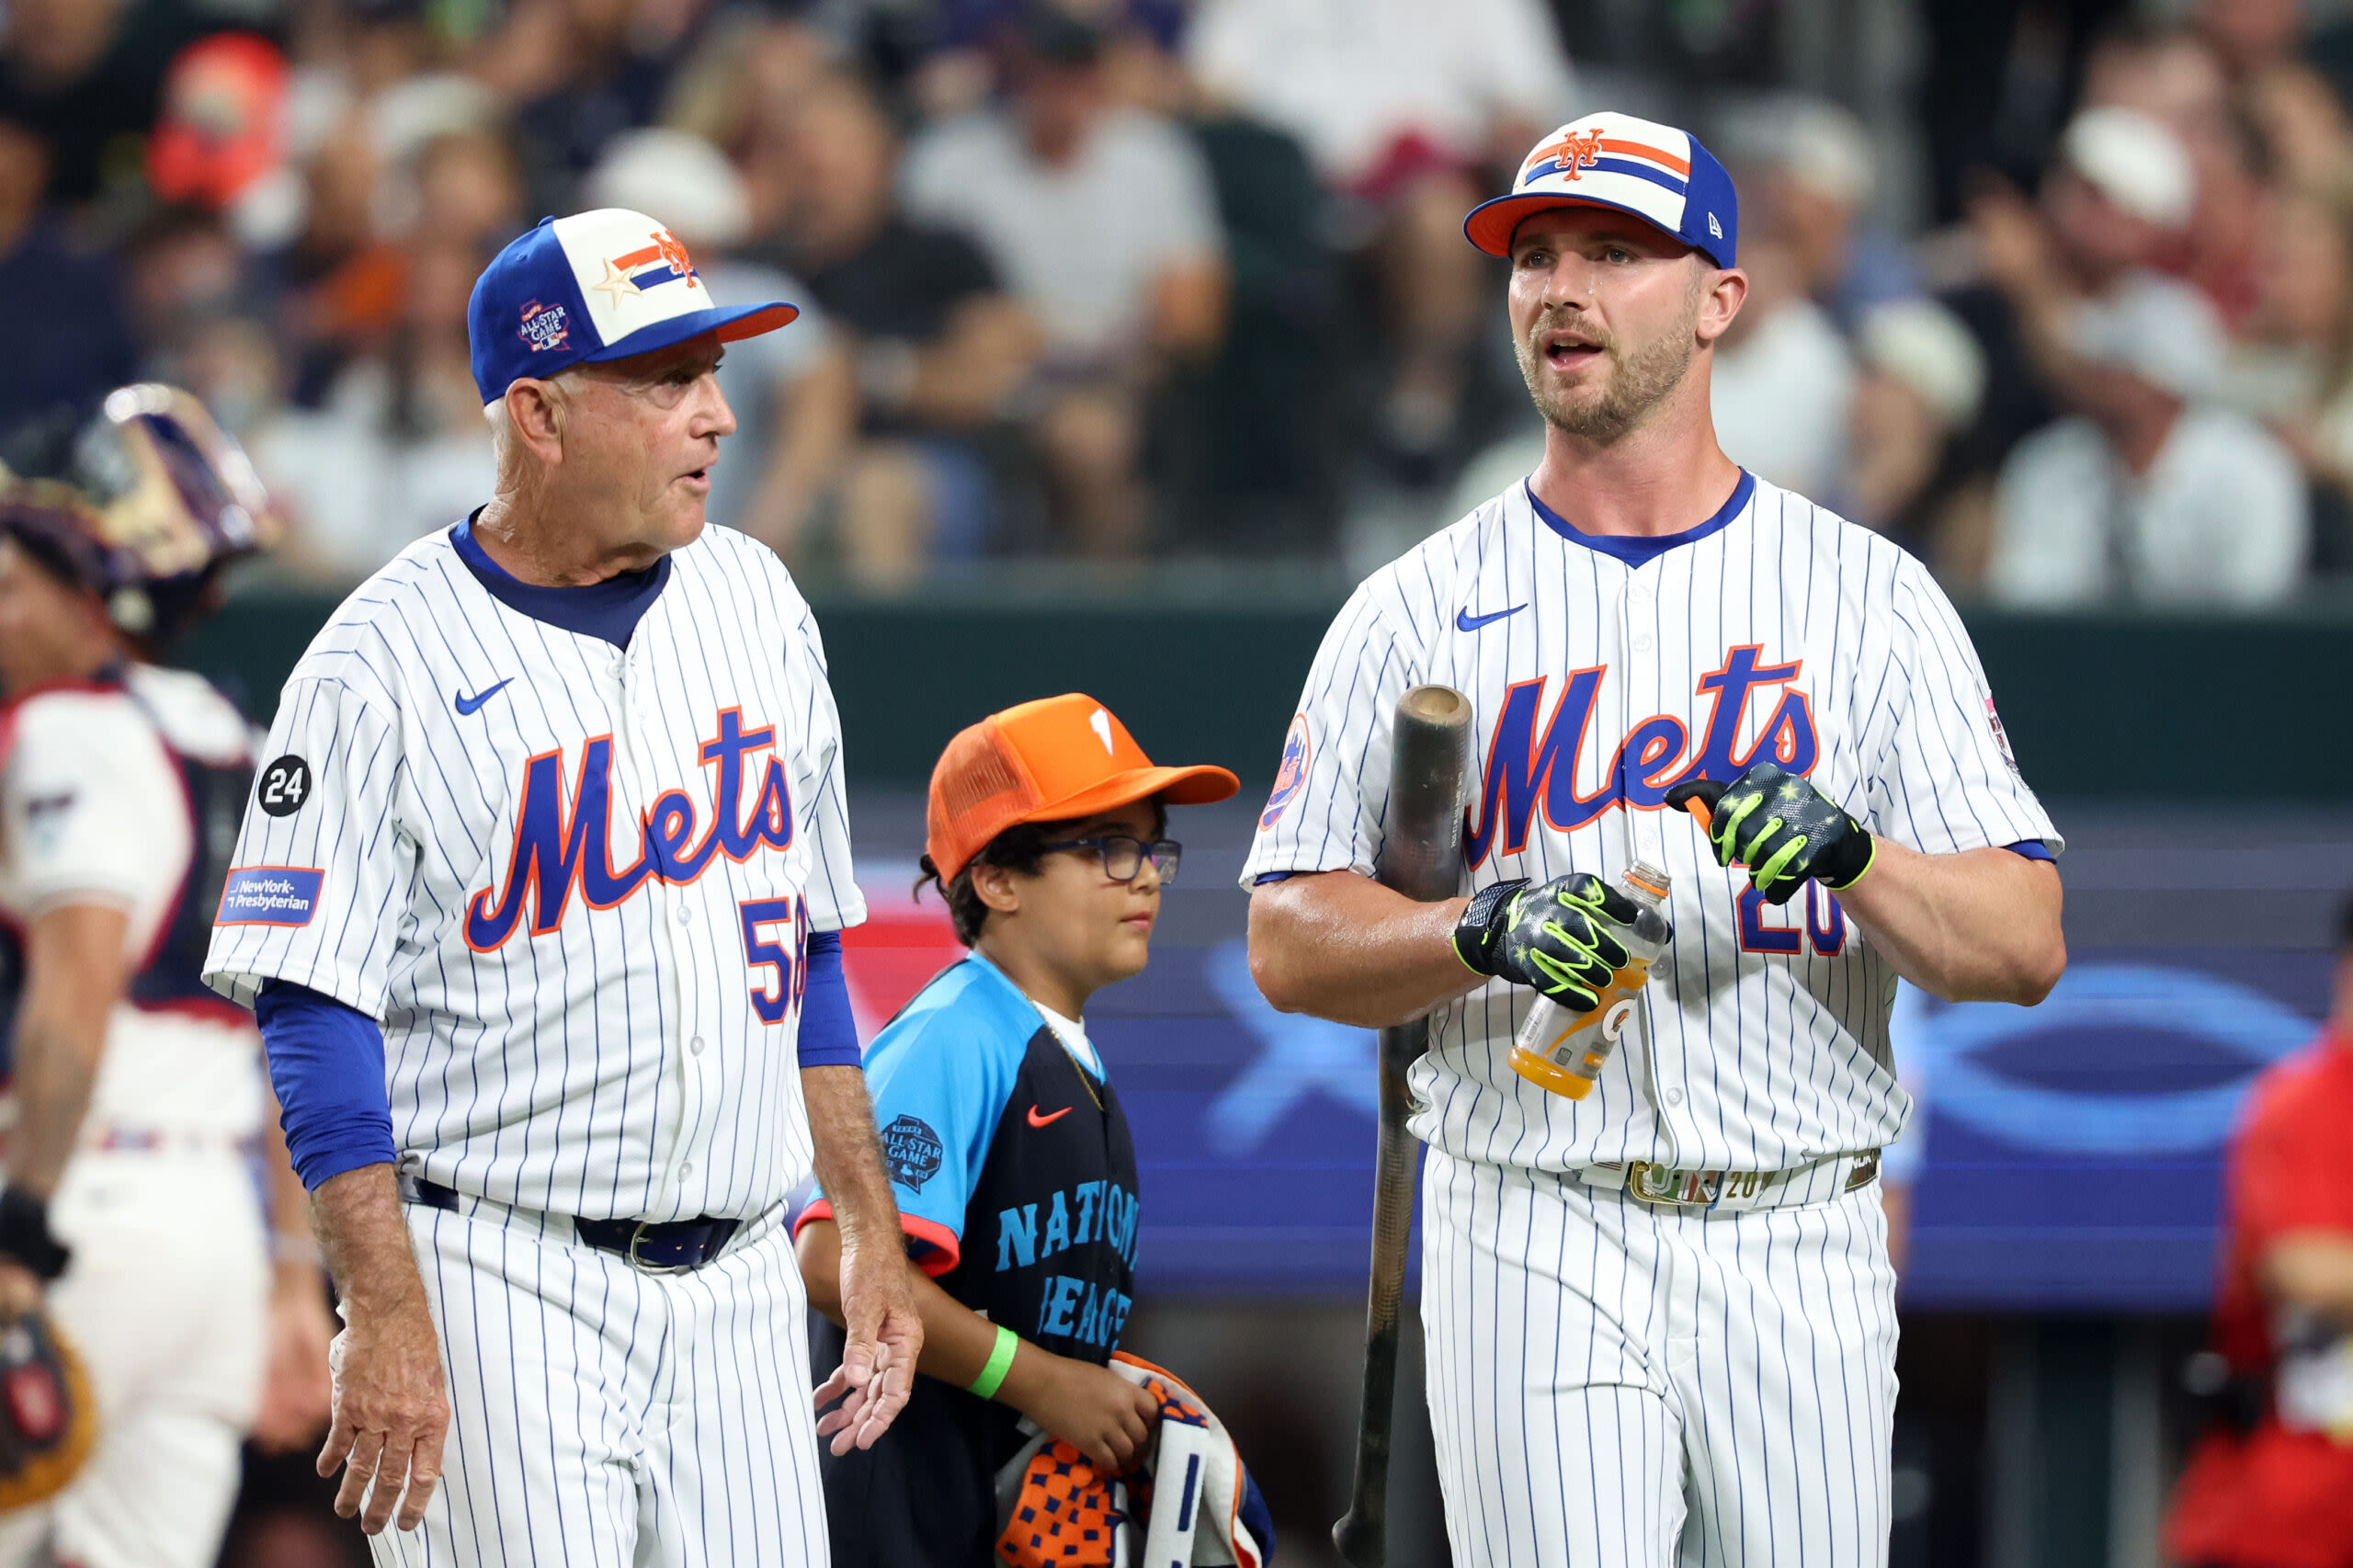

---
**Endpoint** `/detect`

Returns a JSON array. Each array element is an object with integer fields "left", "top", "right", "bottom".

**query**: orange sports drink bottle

[{"left": 1506, "top": 862, "right": 1674, "bottom": 1098}]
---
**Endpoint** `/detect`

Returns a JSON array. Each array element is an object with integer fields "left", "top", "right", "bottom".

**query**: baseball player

[
  {"left": 792, "top": 693, "right": 1238, "bottom": 1566},
  {"left": 1243, "top": 113, "right": 2067, "bottom": 1566},
  {"left": 0, "top": 384, "right": 334, "bottom": 1568},
  {"left": 199, "top": 210, "right": 921, "bottom": 1562}
]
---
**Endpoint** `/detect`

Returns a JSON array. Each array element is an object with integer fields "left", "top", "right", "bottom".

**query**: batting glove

[
  {"left": 1453, "top": 872, "right": 1641, "bottom": 1011},
  {"left": 1665, "top": 761, "right": 1873, "bottom": 906}
]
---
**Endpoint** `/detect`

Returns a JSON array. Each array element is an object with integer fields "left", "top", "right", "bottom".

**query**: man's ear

[
  {"left": 503, "top": 378, "right": 569, "bottom": 465},
  {"left": 971, "top": 861, "right": 1022, "bottom": 918},
  {"left": 1694, "top": 267, "right": 1750, "bottom": 347}
]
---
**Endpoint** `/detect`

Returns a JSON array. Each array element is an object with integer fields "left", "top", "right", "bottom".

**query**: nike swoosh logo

[
  {"left": 1027, "top": 1105, "right": 1074, "bottom": 1128},
  {"left": 1455, "top": 604, "right": 1528, "bottom": 632},
  {"left": 454, "top": 677, "right": 513, "bottom": 716}
]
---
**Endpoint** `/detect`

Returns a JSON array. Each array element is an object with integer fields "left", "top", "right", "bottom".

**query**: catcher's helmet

[{"left": 0, "top": 384, "right": 281, "bottom": 645}]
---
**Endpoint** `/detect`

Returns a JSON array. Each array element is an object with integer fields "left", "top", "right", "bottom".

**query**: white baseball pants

[
  {"left": 1421, "top": 1148, "right": 1898, "bottom": 1567},
  {"left": 369, "top": 1200, "right": 827, "bottom": 1568}
]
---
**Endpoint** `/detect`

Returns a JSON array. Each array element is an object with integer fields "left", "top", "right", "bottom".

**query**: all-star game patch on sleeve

[
  {"left": 1237, "top": 576, "right": 1418, "bottom": 887},
  {"left": 793, "top": 958, "right": 1029, "bottom": 1273},
  {"left": 1865, "top": 556, "right": 2064, "bottom": 859}
]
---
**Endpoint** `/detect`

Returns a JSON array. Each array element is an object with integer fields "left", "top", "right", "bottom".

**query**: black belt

[{"left": 410, "top": 1178, "right": 742, "bottom": 1272}]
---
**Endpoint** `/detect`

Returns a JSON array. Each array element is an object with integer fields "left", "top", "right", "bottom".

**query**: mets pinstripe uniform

[
  {"left": 199, "top": 511, "right": 865, "bottom": 1561},
  {"left": 1241, "top": 471, "right": 2062, "bottom": 1563}
]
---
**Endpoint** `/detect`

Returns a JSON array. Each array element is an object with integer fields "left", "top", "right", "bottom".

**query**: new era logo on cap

[
  {"left": 1463, "top": 111, "right": 1739, "bottom": 269},
  {"left": 467, "top": 208, "right": 799, "bottom": 404}
]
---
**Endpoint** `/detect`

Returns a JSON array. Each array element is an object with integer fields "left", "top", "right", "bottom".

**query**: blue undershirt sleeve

[
  {"left": 2003, "top": 840, "right": 2054, "bottom": 862},
  {"left": 255, "top": 979, "right": 395, "bottom": 1190},
  {"left": 797, "top": 930, "right": 861, "bottom": 1069}
]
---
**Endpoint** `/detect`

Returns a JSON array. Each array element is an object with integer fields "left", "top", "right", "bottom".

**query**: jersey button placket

[
  {"left": 1620, "top": 572, "right": 1683, "bottom": 1153},
  {"left": 616, "top": 652, "right": 706, "bottom": 1206}
]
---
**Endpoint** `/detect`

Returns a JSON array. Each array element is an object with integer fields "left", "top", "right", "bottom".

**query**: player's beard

[{"left": 1517, "top": 297, "right": 1700, "bottom": 444}]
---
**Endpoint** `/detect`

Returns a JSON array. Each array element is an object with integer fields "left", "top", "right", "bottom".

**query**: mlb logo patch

[{"left": 517, "top": 300, "right": 569, "bottom": 353}]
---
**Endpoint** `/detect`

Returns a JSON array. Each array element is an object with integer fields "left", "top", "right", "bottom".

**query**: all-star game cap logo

[{"left": 517, "top": 300, "right": 569, "bottom": 353}]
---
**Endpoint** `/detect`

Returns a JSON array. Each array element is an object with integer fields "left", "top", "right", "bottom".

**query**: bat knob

[
  {"left": 1665, "top": 778, "right": 1726, "bottom": 832},
  {"left": 1334, "top": 1510, "right": 1384, "bottom": 1568}
]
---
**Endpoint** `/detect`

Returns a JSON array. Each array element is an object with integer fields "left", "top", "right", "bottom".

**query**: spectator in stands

[
  {"left": 1711, "top": 233, "right": 1856, "bottom": 501},
  {"left": 2236, "top": 181, "right": 2353, "bottom": 574},
  {"left": 0, "top": 0, "right": 200, "bottom": 209},
  {"left": 902, "top": 6, "right": 1225, "bottom": 557},
  {"left": 2081, "top": 28, "right": 2265, "bottom": 328},
  {"left": 1843, "top": 300, "right": 1988, "bottom": 569},
  {"left": 413, "top": 130, "right": 528, "bottom": 261},
  {"left": 779, "top": 71, "right": 1039, "bottom": 585},
  {"left": 1965, "top": 106, "right": 2198, "bottom": 443},
  {"left": 0, "top": 110, "right": 138, "bottom": 438},
  {"left": 258, "top": 232, "right": 494, "bottom": 581},
  {"left": 481, "top": 0, "right": 704, "bottom": 218},
  {"left": 2166, "top": 894, "right": 2353, "bottom": 1568},
  {"left": 1987, "top": 266, "right": 2307, "bottom": 607},
  {"left": 1720, "top": 97, "right": 1919, "bottom": 334},
  {"left": 1184, "top": 0, "right": 1571, "bottom": 483},
  {"left": 587, "top": 127, "right": 855, "bottom": 559}
]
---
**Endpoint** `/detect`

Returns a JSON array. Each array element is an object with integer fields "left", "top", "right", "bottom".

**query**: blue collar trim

[
  {"left": 1526, "top": 469, "right": 1756, "bottom": 568},
  {"left": 449, "top": 514, "right": 672, "bottom": 652}
]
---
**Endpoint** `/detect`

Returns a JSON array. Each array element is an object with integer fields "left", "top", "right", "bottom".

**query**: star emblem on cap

[{"left": 590, "top": 256, "right": 642, "bottom": 306}]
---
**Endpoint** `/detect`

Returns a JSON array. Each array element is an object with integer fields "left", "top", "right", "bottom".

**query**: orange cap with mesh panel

[{"left": 926, "top": 694, "right": 1240, "bottom": 883}]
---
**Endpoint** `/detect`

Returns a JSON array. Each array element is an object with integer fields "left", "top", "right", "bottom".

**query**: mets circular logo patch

[{"left": 1260, "top": 715, "right": 1313, "bottom": 829}]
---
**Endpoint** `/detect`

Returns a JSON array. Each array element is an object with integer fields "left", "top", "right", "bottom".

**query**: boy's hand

[{"left": 1007, "top": 1353, "right": 1160, "bottom": 1471}]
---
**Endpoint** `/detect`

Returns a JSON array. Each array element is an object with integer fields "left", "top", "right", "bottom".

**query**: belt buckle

[
  {"left": 1628, "top": 1161, "right": 1720, "bottom": 1207},
  {"left": 624, "top": 1221, "right": 696, "bottom": 1276}
]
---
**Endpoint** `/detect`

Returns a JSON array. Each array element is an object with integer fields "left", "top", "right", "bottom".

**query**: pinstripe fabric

[
  {"left": 1422, "top": 1150, "right": 1897, "bottom": 1568},
  {"left": 201, "top": 523, "right": 865, "bottom": 1223},
  {"left": 369, "top": 1204, "right": 826, "bottom": 1567},
  {"left": 1239, "top": 475, "right": 2060, "bottom": 1175}
]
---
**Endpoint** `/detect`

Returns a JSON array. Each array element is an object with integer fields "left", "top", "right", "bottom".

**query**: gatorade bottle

[{"left": 1506, "top": 862, "right": 1673, "bottom": 1099}]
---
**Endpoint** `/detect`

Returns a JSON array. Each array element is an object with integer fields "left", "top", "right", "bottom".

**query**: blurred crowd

[{"left": 6, "top": 0, "right": 2353, "bottom": 608}]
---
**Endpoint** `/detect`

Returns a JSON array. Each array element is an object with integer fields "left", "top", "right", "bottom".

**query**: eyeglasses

[{"left": 1038, "top": 835, "right": 1183, "bottom": 885}]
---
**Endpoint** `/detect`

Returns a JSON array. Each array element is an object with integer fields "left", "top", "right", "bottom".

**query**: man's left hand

[
  {"left": 1667, "top": 761, "right": 1874, "bottom": 906},
  {"left": 812, "top": 1230, "right": 921, "bottom": 1456}
]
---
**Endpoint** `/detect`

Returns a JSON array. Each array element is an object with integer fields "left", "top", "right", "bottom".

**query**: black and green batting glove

[
  {"left": 1665, "top": 761, "right": 1874, "bottom": 906},
  {"left": 1452, "top": 872, "right": 1642, "bottom": 1011}
]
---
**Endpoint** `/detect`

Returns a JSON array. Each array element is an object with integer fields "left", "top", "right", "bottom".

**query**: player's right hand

[
  {"left": 319, "top": 1291, "right": 450, "bottom": 1535},
  {"left": 1011, "top": 1354, "right": 1162, "bottom": 1472},
  {"left": 1452, "top": 872, "right": 1640, "bottom": 1010}
]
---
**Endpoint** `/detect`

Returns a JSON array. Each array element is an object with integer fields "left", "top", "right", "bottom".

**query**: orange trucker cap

[{"left": 926, "top": 694, "right": 1240, "bottom": 882}]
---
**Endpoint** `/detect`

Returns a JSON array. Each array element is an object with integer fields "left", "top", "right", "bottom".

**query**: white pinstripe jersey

[
  {"left": 201, "top": 523, "right": 865, "bottom": 1221},
  {"left": 1240, "top": 472, "right": 2061, "bottom": 1175}
]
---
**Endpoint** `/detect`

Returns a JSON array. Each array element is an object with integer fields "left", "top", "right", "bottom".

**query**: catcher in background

[
  {"left": 794, "top": 694, "right": 1245, "bottom": 1566},
  {"left": 0, "top": 387, "right": 333, "bottom": 1568}
]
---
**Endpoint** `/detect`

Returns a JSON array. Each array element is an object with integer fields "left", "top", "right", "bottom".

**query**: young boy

[{"left": 796, "top": 692, "right": 1236, "bottom": 1567}]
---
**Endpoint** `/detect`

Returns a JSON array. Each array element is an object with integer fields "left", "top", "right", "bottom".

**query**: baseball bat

[{"left": 1333, "top": 685, "right": 1472, "bottom": 1568}]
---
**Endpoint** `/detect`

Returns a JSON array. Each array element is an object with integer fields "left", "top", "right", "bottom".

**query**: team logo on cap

[
  {"left": 1527, "top": 127, "right": 1606, "bottom": 183},
  {"left": 589, "top": 227, "right": 702, "bottom": 309},
  {"left": 517, "top": 300, "right": 570, "bottom": 353}
]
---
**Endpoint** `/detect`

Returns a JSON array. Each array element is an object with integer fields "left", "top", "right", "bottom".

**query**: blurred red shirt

[{"left": 2169, "top": 1029, "right": 2353, "bottom": 1568}]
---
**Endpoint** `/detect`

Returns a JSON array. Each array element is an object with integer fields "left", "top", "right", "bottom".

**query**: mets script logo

[
  {"left": 1466, "top": 645, "right": 1818, "bottom": 867},
  {"left": 517, "top": 300, "right": 570, "bottom": 352},
  {"left": 1527, "top": 128, "right": 1606, "bottom": 183},
  {"left": 590, "top": 227, "right": 701, "bottom": 309},
  {"left": 465, "top": 709, "right": 792, "bottom": 950}
]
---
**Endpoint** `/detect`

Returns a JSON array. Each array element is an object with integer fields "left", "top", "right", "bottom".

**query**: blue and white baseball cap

[
  {"left": 467, "top": 209, "right": 798, "bottom": 404},
  {"left": 1464, "top": 112, "right": 1740, "bottom": 268}
]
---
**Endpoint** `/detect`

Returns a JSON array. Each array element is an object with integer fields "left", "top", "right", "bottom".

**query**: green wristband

[{"left": 969, "top": 1324, "right": 1018, "bottom": 1400}]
